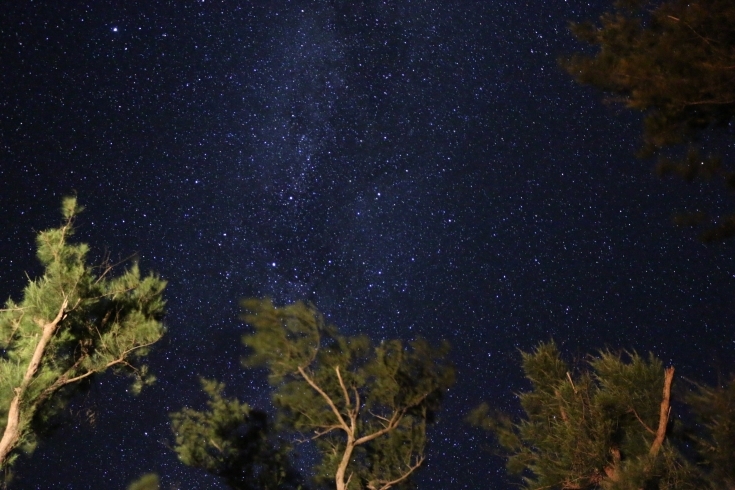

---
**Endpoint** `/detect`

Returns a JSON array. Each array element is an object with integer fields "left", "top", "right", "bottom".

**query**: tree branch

[
  {"left": 629, "top": 407, "right": 656, "bottom": 435},
  {"left": 355, "top": 410, "right": 403, "bottom": 446},
  {"left": 335, "top": 366, "right": 351, "bottom": 408},
  {"left": 306, "top": 425, "right": 342, "bottom": 441},
  {"left": 297, "top": 366, "right": 350, "bottom": 433},
  {"left": 649, "top": 366, "right": 675, "bottom": 456},
  {"left": 369, "top": 455, "right": 425, "bottom": 490},
  {"left": 0, "top": 298, "right": 68, "bottom": 467},
  {"left": 26, "top": 300, "right": 68, "bottom": 385},
  {"left": 356, "top": 391, "right": 431, "bottom": 446},
  {"left": 369, "top": 410, "right": 391, "bottom": 424},
  {"left": 38, "top": 338, "right": 158, "bottom": 403}
]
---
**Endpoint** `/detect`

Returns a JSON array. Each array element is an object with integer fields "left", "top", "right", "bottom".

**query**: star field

[{"left": 1, "top": 1, "right": 734, "bottom": 488}]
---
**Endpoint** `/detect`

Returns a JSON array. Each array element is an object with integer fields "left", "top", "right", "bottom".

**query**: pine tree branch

[
  {"left": 305, "top": 425, "right": 342, "bottom": 441},
  {"left": 33, "top": 338, "right": 158, "bottom": 411},
  {"left": 650, "top": 366, "right": 675, "bottom": 456},
  {"left": 335, "top": 366, "right": 351, "bottom": 408},
  {"left": 368, "top": 455, "right": 425, "bottom": 490},
  {"left": 368, "top": 410, "right": 391, "bottom": 424},
  {"left": 93, "top": 252, "right": 139, "bottom": 285},
  {"left": 629, "top": 407, "right": 656, "bottom": 435},
  {"left": 26, "top": 300, "right": 68, "bottom": 386},
  {"left": 0, "top": 298, "right": 68, "bottom": 467},
  {"left": 297, "top": 366, "right": 350, "bottom": 434},
  {"left": 352, "top": 386, "right": 360, "bottom": 420},
  {"left": 2, "top": 312, "right": 25, "bottom": 347},
  {"left": 354, "top": 410, "right": 404, "bottom": 446},
  {"left": 49, "top": 339, "right": 158, "bottom": 389},
  {"left": 345, "top": 471, "right": 353, "bottom": 489},
  {"left": 354, "top": 390, "right": 432, "bottom": 446},
  {"left": 603, "top": 447, "right": 621, "bottom": 484}
]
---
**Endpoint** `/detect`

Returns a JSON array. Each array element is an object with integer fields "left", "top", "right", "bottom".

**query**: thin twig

[{"left": 629, "top": 407, "right": 656, "bottom": 435}]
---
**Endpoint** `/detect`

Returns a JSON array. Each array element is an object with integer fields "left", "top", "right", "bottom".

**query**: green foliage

[
  {"left": 684, "top": 377, "right": 735, "bottom": 488},
  {"left": 170, "top": 300, "right": 452, "bottom": 489},
  {"left": 127, "top": 473, "right": 160, "bottom": 490},
  {"left": 562, "top": 0, "right": 735, "bottom": 153},
  {"left": 470, "top": 342, "right": 701, "bottom": 490},
  {"left": 170, "top": 378, "right": 302, "bottom": 490},
  {"left": 0, "top": 197, "right": 166, "bottom": 469},
  {"left": 239, "top": 299, "right": 454, "bottom": 489},
  {"left": 560, "top": 0, "right": 735, "bottom": 239}
]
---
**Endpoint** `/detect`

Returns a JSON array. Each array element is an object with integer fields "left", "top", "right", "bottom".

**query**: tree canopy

[
  {"left": 561, "top": 0, "right": 735, "bottom": 239},
  {"left": 171, "top": 378, "right": 303, "bottom": 490},
  {"left": 469, "top": 342, "right": 735, "bottom": 489},
  {"left": 0, "top": 197, "right": 166, "bottom": 470},
  {"left": 171, "top": 299, "right": 454, "bottom": 490}
]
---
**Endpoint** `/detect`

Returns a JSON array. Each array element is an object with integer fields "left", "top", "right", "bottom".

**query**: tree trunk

[
  {"left": 0, "top": 301, "right": 66, "bottom": 467},
  {"left": 650, "top": 366, "right": 675, "bottom": 457},
  {"left": 335, "top": 435, "right": 356, "bottom": 490}
]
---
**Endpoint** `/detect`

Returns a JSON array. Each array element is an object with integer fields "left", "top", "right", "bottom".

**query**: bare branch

[
  {"left": 650, "top": 366, "right": 675, "bottom": 456},
  {"left": 368, "top": 455, "right": 426, "bottom": 490},
  {"left": 310, "top": 425, "right": 342, "bottom": 440},
  {"left": 0, "top": 298, "right": 68, "bottom": 466},
  {"left": 335, "top": 366, "right": 351, "bottom": 408},
  {"left": 355, "top": 410, "right": 403, "bottom": 446},
  {"left": 369, "top": 410, "right": 392, "bottom": 424},
  {"left": 353, "top": 386, "right": 360, "bottom": 415},
  {"left": 345, "top": 472, "right": 353, "bottom": 489},
  {"left": 298, "top": 366, "right": 350, "bottom": 434},
  {"left": 629, "top": 407, "right": 656, "bottom": 435},
  {"left": 25, "top": 299, "right": 68, "bottom": 386}
]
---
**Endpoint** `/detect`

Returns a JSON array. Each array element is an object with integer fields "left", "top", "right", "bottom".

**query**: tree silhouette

[
  {"left": 171, "top": 378, "right": 303, "bottom": 490},
  {"left": 561, "top": 0, "right": 735, "bottom": 240}
]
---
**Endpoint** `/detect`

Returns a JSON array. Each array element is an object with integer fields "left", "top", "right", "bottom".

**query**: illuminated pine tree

[
  {"left": 469, "top": 342, "right": 702, "bottom": 489},
  {"left": 0, "top": 197, "right": 166, "bottom": 470},
  {"left": 172, "top": 299, "right": 454, "bottom": 490},
  {"left": 240, "top": 299, "right": 454, "bottom": 490}
]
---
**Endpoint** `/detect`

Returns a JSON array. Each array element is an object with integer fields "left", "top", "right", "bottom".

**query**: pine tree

[
  {"left": 560, "top": 0, "right": 735, "bottom": 240},
  {"left": 0, "top": 197, "right": 166, "bottom": 470},
  {"left": 684, "top": 376, "right": 735, "bottom": 488},
  {"left": 240, "top": 299, "right": 454, "bottom": 490},
  {"left": 170, "top": 378, "right": 303, "bottom": 490},
  {"left": 468, "top": 342, "right": 702, "bottom": 489},
  {"left": 172, "top": 299, "right": 454, "bottom": 490}
]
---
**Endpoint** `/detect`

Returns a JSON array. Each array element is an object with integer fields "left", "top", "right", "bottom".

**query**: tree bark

[
  {"left": 0, "top": 300, "right": 67, "bottom": 467},
  {"left": 650, "top": 366, "right": 675, "bottom": 457},
  {"left": 335, "top": 434, "right": 356, "bottom": 490}
]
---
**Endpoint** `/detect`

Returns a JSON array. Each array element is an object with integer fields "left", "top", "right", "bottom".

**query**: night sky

[{"left": 1, "top": 1, "right": 734, "bottom": 488}]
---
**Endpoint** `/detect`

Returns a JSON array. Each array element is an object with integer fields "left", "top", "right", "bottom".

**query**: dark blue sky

[{"left": 1, "top": 1, "right": 734, "bottom": 488}]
